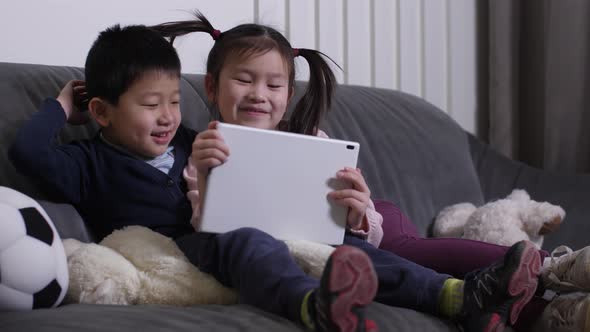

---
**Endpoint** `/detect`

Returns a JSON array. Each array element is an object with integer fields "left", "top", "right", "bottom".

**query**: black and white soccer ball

[{"left": 0, "top": 186, "right": 68, "bottom": 311}]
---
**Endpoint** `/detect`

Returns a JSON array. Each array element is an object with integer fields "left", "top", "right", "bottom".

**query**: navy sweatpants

[
  {"left": 175, "top": 227, "right": 316, "bottom": 322},
  {"left": 344, "top": 234, "right": 449, "bottom": 314},
  {"left": 175, "top": 228, "right": 450, "bottom": 323}
]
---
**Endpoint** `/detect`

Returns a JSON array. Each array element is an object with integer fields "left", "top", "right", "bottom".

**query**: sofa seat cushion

[{"left": 0, "top": 302, "right": 462, "bottom": 332}]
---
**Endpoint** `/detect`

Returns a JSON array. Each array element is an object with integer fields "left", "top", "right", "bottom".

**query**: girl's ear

[
  {"left": 288, "top": 86, "right": 295, "bottom": 104},
  {"left": 88, "top": 97, "right": 111, "bottom": 128},
  {"left": 204, "top": 73, "right": 217, "bottom": 104}
]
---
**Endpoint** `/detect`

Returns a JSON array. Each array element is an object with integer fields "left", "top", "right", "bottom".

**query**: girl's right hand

[
  {"left": 57, "top": 80, "right": 89, "bottom": 125},
  {"left": 191, "top": 121, "right": 230, "bottom": 177}
]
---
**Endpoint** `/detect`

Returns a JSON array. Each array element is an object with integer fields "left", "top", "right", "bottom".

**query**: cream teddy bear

[
  {"left": 432, "top": 189, "right": 565, "bottom": 249},
  {"left": 63, "top": 226, "right": 334, "bottom": 306}
]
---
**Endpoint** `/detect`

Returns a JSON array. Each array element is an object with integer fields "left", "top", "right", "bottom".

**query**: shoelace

[
  {"left": 547, "top": 246, "right": 580, "bottom": 289},
  {"left": 470, "top": 266, "right": 500, "bottom": 309},
  {"left": 314, "top": 293, "right": 331, "bottom": 332}
]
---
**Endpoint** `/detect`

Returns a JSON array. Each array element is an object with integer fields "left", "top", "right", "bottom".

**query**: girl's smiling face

[{"left": 206, "top": 49, "right": 293, "bottom": 130}]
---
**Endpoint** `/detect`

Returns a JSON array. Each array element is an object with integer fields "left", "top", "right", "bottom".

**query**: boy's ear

[
  {"left": 88, "top": 97, "right": 111, "bottom": 127},
  {"left": 204, "top": 73, "right": 216, "bottom": 104}
]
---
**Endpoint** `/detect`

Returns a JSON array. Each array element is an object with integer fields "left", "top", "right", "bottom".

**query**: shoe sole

[
  {"left": 507, "top": 241, "right": 541, "bottom": 325},
  {"left": 328, "top": 246, "right": 378, "bottom": 332}
]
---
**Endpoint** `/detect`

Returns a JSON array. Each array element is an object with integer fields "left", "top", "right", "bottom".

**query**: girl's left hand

[{"left": 327, "top": 167, "right": 370, "bottom": 231}]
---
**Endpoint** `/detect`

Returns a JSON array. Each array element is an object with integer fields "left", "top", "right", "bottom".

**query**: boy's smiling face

[{"left": 92, "top": 70, "right": 181, "bottom": 158}]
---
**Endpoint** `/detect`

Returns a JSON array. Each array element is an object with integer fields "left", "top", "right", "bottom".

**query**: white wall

[
  {"left": 0, "top": 0, "right": 254, "bottom": 75},
  {"left": 0, "top": 0, "right": 477, "bottom": 133}
]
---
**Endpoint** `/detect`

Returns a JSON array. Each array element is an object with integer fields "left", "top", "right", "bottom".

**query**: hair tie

[
  {"left": 293, "top": 48, "right": 300, "bottom": 57},
  {"left": 211, "top": 29, "right": 221, "bottom": 40}
]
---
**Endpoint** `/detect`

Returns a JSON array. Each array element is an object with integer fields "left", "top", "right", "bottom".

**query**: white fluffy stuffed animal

[
  {"left": 433, "top": 189, "right": 565, "bottom": 249},
  {"left": 63, "top": 226, "right": 334, "bottom": 306}
]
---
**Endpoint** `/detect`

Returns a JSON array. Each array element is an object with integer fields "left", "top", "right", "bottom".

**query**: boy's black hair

[
  {"left": 150, "top": 11, "right": 338, "bottom": 135},
  {"left": 85, "top": 24, "right": 181, "bottom": 105}
]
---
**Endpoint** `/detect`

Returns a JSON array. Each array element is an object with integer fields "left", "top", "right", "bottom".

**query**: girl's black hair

[{"left": 150, "top": 11, "right": 338, "bottom": 135}]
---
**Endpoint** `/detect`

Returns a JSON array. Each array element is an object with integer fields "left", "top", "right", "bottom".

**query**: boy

[
  {"left": 9, "top": 25, "right": 193, "bottom": 241},
  {"left": 8, "top": 24, "right": 379, "bottom": 332}
]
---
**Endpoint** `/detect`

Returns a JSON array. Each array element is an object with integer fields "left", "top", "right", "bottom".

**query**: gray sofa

[{"left": 1, "top": 61, "right": 589, "bottom": 331}]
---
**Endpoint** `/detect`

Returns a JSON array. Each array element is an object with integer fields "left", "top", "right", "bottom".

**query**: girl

[{"left": 150, "top": 11, "right": 541, "bottom": 332}]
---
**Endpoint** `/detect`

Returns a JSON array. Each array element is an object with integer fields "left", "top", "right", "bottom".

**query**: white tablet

[{"left": 199, "top": 123, "right": 360, "bottom": 244}]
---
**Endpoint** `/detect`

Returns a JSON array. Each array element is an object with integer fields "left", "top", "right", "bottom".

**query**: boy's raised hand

[
  {"left": 56, "top": 80, "right": 89, "bottom": 125},
  {"left": 327, "top": 167, "right": 371, "bottom": 231},
  {"left": 191, "top": 121, "right": 230, "bottom": 177}
]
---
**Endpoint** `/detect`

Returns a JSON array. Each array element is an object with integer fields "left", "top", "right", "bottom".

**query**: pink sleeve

[
  {"left": 316, "top": 128, "right": 384, "bottom": 247},
  {"left": 183, "top": 160, "right": 201, "bottom": 231},
  {"left": 316, "top": 129, "right": 329, "bottom": 138},
  {"left": 348, "top": 200, "right": 384, "bottom": 247}
]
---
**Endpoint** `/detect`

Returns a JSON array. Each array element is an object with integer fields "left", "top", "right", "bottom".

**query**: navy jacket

[{"left": 9, "top": 98, "right": 196, "bottom": 240}]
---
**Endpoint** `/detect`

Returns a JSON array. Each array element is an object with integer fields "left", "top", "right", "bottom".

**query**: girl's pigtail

[
  {"left": 288, "top": 49, "right": 339, "bottom": 135},
  {"left": 149, "top": 11, "right": 220, "bottom": 44}
]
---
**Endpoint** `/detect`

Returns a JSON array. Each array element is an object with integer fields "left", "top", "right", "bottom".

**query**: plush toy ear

[
  {"left": 522, "top": 201, "right": 566, "bottom": 236},
  {"left": 539, "top": 216, "right": 563, "bottom": 235},
  {"left": 433, "top": 203, "right": 477, "bottom": 238},
  {"left": 507, "top": 189, "right": 530, "bottom": 202},
  {"left": 65, "top": 242, "right": 141, "bottom": 305},
  {"left": 62, "top": 238, "right": 84, "bottom": 258}
]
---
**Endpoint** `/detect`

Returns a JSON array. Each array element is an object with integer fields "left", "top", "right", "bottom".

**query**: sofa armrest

[
  {"left": 468, "top": 134, "right": 590, "bottom": 250},
  {"left": 37, "top": 200, "right": 95, "bottom": 243}
]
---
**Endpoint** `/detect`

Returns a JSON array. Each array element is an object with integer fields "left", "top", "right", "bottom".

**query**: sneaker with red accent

[
  {"left": 311, "top": 245, "right": 379, "bottom": 332},
  {"left": 459, "top": 240, "right": 541, "bottom": 332},
  {"left": 535, "top": 292, "right": 590, "bottom": 332}
]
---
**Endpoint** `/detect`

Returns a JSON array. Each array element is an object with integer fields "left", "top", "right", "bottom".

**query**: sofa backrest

[
  {"left": 315, "top": 82, "right": 485, "bottom": 233},
  {"left": 0, "top": 62, "right": 484, "bottom": 236}
]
